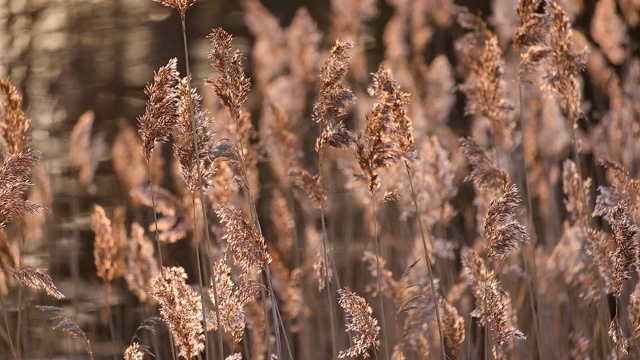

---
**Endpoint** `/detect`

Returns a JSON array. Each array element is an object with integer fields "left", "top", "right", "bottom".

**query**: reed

[{"left": 2, "top": 0, "right": 640, "bottom": 358}]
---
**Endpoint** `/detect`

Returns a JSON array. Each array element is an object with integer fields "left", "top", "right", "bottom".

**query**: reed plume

[
  {"left": 153, "top": 0, "right": 197, "bottom": 20},
  {"left": 313, "top": 40, "right": 356, "bottom": 151},
  {"left": 90, "top": 205, "right": 125, "bottom": 282},
  {"left": 207, "top": 260, "right": 262, "bottom": 342},
  {"left": 354, "top": 66, "right": 406, "bottom": 193},
  {"left": 440, "top": 298, "right": 465, "bottom": 356},
  {"left": 137, "top": 58, "right": 179, "bottom": 161},
  {"left": 483, "top": 184, "right": 529, "bottom": 259},
  {"left": 0, "top": 149, "right": 43, "bottom": 228},
  {"left": 174, "top": 76, "right": 215, "bottom": 192},
  {"left": 459, "top": 137, "right": 509, "bottom": 191},
  {"left": 37, "top": 306, "right": 94, "bottom": 359},
  {"left": 215, "top": 205, "right": 272, "bottom": 277},
  {"left": 70, "top": 111, "right": 106, "bottom": 187},
  {"left": 124, "top": 342, "right": 145, "bottom": 360},
  {"left": 207, "top": 28, "right": 251, "bottom": 125},
  {"left": 8, "top": 267, "right": 64, "bottom": 299},
  {"left": 456, "top": 8, "right": 515, "bottom": 148},
  {"left": 337, "top": 287, "right": 380, "bottom": 358},
  {"left": 125, "top": 222, "right": 159, "bottom": 303},
  {"left": 516, "top": 0, "right": 588, "bottom": 126},
  {"left": 0, "top": 78, "right": 30, "bottom": 155},
  {"left": 151, "top": 266, "right": 205, "bottom": 359},
  {"left": 462, "top": 250, "right": 525, "bottom": 346}
]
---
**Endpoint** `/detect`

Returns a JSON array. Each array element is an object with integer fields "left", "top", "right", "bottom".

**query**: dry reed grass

[{"left": 2, "top": 0, "right": 640, "bottom": 359}]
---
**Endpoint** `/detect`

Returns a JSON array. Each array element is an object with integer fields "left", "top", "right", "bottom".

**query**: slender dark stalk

[
  {"left": 568, "top": 124, "right": 612, "bottom": 355},
  {"left": 370, "top": 192, "right": 390, "bottom": 360},
  {"left": 232, "top": 110, "right": 287, "bottom": 360},
  {"left": 319, "top": 151, "right": 338, "bottom": 359},
  {"left": 179, "top": 15, "right": 223, "bottom": 360},
  {"left": 15, "top": 272, "right": 22, "bottom": 358},
  {"left": 147, "top": 170, "right": 165, "bottom": 271},
  {"left": 0, "top": 296, "right": 16, "bottom": 359},
  {"left": 189, "top": 195, "right": 210, "bottom": 353},
  {"left": 258, "top": 273, "right": 274, "bottom": 358},
  {"left": 273, "top": 289, "right": 295, "bottom": 359},
  {"left": 145, "top": 168, "right": 177, "bottom": 360},
  {"left": 104, "top": 282, "right": 117, "bottom": 360},
  {"left": 404, "top": 164, "right": 446, "bottom": 359},
  {"left": 517, "top": 83, "right": 543, "bottom": 360}
]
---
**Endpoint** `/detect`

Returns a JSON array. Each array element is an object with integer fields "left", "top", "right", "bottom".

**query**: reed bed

[{"left": 1, "top": 0, "right": 640, "bottom": 359}]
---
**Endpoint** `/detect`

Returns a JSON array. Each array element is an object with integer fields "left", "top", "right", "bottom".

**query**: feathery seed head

[
  {"left": 138, "top": 58, "right": 180, "bottom": 161},
  {"left": 152, "top": 266, "right": 205, "bottom": 359},
  {"left": 338, "top": 287, "right": 380, "bottom": 358},
  {"left": 216, "top": 205, "right": 272, "bottom": 276}
]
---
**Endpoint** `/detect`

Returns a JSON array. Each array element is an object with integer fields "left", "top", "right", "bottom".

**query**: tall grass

[{"left": 1, "top": 0, "right": 640, "bottom": 358}]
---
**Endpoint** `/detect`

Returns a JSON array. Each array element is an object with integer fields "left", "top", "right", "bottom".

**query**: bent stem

[{"left": 403, "top": 164, "right": 446, "bottom": 359}]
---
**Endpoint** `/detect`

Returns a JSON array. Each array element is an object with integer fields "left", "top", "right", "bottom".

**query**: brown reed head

[
  {"left": 91, "top": 205, "right": 125, "bottom": 282},
  {"left": 138, "top": 58, "right": 180, "bottom": 161},
  {"left": 462, "top": 249, "right": 525, "bottom": 347},
  {"left": 125, "top": 222, "right": 159, "bottom": 303},
  {"left": 459, "top": 137, "right": 508, "bottom": 191},
  {"left": 0, "top": 78, "right": 31, "bottom": 155},
  {"left": 456, "top": 8, "right": 514, "bottom": 148},
  {"left": 152, "top": 0, "right": 197, "bottom": 20},
  {"left": 0, "top": 148, "right": 43, "bottom": 229},
  {"left": 207, "top": 260, "right": 262, "bottom": 342},
  {"left": 215, "top": 205, "right": 272, "bottom": 277},
  {"left": 337, "top": 287, "right": 380, "bottom": 358},
  {"left": 355, "top": 66, "right": 409, "bottom": 193},
  {"left": 314, "top": 40, "right": 356, "bottom": 151},
  {"left": 207, "top": 28, "right": 251, "bottom": 122},
  {"left": 173, "top": 76, "right": 216, "bottom": 193},
  {"left": 151, "top": 266, "right": 205, "bottom": 359},
  {"left": 482, "top": 184, "right": 529, "bottom": 259}
]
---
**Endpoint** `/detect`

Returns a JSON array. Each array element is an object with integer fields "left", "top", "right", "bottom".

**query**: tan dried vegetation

[{"left": 1, "top": 0, "right": 640, "bottom": 359}]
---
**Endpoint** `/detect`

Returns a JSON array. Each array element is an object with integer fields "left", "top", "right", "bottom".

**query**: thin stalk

[
  {"left": 179, "top": 14, "right": 224, "bottom": 359},
  {"left": 232, "top": 108, "right": 287, "bottom": 359},
  {"left": 517, "top": 83, "right": 543, "bottom": 360},
  {"left": 189, "top": 195, "right": 210, "bottom": 349},
  {"left": 258, "top": 273, "right": 274, "bottom": 358},
  {"left": 568, "top": 124, "right": 612, "bottom": 354},
  {"left": 146, "top": 162, "right": 175, "bottom": 360},
  {"left": 0, "top": 295, "right": 16, "bottom": 359},
  {"left": 404, "top": 164, "right": 446, "bottom": 359},
  {"left": 370, "top": 192, "right": 390, "bottom": 360},
  {"left": 147, "top": 170, "right": 165, "bottom": 270},
  {"left": 273, "top": 290, "right": 295, "bottom": 359},
  {"left": 244, "top": 179, "right": 289, "bottom": 360},
  {"left": 264, "top": 267, "right": 283, "bottom": 359},
  {"left": 70, "top": 180, "right": 81, "bottom": 358},
  {"left": 483, "top": 255, "right": 507, "bottom": 360},
  {"left": 104, "top": 282, "right": 117, "bottom": 360},
  {"left": 16, "top": 223, "right": 24, "bottom": 358},
  {"left": 15, "top": 275, "right": 22, "bottom": 358},
  {"left": 319, "top": 151, "right": 338, "bottom": 359}
]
